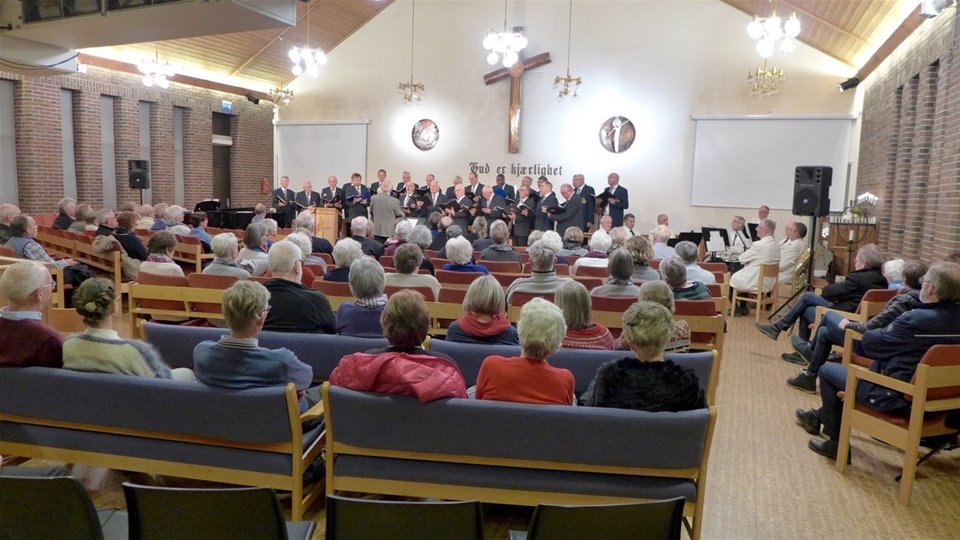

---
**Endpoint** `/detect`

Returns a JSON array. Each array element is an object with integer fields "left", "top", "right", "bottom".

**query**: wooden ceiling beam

[{"left": 856, "top": 5, "right": 925, "bottom": 83}]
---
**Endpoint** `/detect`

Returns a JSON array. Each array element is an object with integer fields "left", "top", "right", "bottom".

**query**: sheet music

[{"left": 706, "top": 235, "right": 725, "bottom": 253}]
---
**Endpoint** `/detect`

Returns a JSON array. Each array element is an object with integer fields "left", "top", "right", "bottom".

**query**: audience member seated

[
  {"left": 609, "top": 226, "right": 631, "bottom": 252},
  {"left": 447, "top": 275, "right": 519, "bottom": 345},
  {"left": 729, "top": 218, "right": 780, "bottom": 316},
  {"left": 294, "top": 211, "right": 334, "bottom": 254},
  {"left": 480, "top": 220, "right": 521, "bottom": 262},
  {"left": 506, "top": 240, "right": 570, "bottom": 303},
  {"left": 755, "top": 243, "right": 887, "bottom": 341},
  {"left": 136, "top": 204, "right": 154, "bottom": 229},
  {"left": 0, "top": 261, "right": 62, "bottom": 367},
  {"left": 571, "top": 233, "right": 611, "bottom": 275},
  {"left": 324, "top": 238, "right": 364, "bottom": 283},
  {"left": 265, "top": 238, "right": 316, "bottom": 288},
  {"left": 558, "top": 226, "right": 588, "bottom": 257},
  {"left": 475, "top": 298, "right": 575, "bottom": 405},
  {"left": 238, "top": 223, "right": 269, "bottom": 275},
  {"left": 785, "top": 260, "right": 927, "bottom": 393},
  {"left": 540, "top": 231, "right": 569, "bottom": 264},
  {"left": 675, "top": 240, "right": 715, "bottom": 284},
  {"left": 0, "top": 203, "right": 20, "bottom": 244},
  {"left": 523, "top": 230, "right": 544, "bottom": 252},
  {"left": 188, "top": 211, "right": 213, "bottom": 250},
  {"left": 149, "top": 203, "right": 169, "bottom": 231},
  {"left": 660, "top": 256, "right": 711, "bottom": 300},
  {"left": 409, "top": 225, "right": 436, "bottom": 274},
  {"left": 113, "top": 211, "right": 148, "bottom": 261},
  {"left": 634, "top": 280, "right": 690, "bottom": 353},
  {"left": 383, "top": 244, "right": 441, "bottom": 300},
  {"left": 194, "top": 280, "right": 319, "bottom": 415},
  {"left": 251, "top": 204, "right": 268, "bottom": 224},
  {"left": 384, "top": 220, "right": 413, "bottom": 257},
  {"left": 63, "top": 278, "right": 194, "bottom": 380},
  {"left": 429, "top": 216, "right": 451, "bottom": 251},
  {"left": 591, "top": 249, "right": 641, "bottom": 297},
  {"left": 337, "top": 258, "right": 387, "bottom": 338},
  {"left": 882, "top": 258, "right": 905, "bottom": 289},
  {"left": 580, "top": 301, "right": 706, "bottom": 411},
  {"left": 204, "top": 233, "right": 253, "bottom": 279},
  {"left": 140, "top": 230, "right": 184, "bottom": 277},
  {"left": 556, "top": 280, "right": 615, "bottom": 350},
  {"left": 796, "top": 261, "right": 960, "bottom": 460},
  {"left": 5, "top": 215, "right": 92, "bottom": 289},
  {"left": 94, "top": 208, "right": 117, "bottom": 237},
  {"left": 263, "top": 241, "right": 336, "bottom": 334},
  {"left": 470, "top": 217, "right": 491, "bottom": 251},
  {"left": 53, "top": 197, "right": 77, "bottom": 230},
  {"left": 436, "top": 225, "right": 463, "bottom": 259},
  {"left": 330, "top": 290, "right": 467, "bottom": 401},
  {"left": 651, "top": 225, "right": 675, "bottom": 260},
  {"left": 67, "top": 203, "right": 96, "bottom": 235},
  {"left": 350, "top": 216, "right": 385, "bottom": 259},
  {"left": 288, "top": 232, "right": 328, "bottom": 271},
  {"left": 442, "top": 236, "right": 489, "bottom": 274},
  {"left": 623, "top": 235, "right": 659, "bottom": 282},
  {"left": 165, "top": 205, "right": 186, "bottom": 230}
]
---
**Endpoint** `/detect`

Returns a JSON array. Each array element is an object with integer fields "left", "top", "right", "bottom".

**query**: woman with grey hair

[
  {"left": 524, "top": 230, "right": 544, "bottom": 252},
  {"left": 555, "top": 280, "right": 615, "bottom": 350},
  {"left": 572, "top": 233, "right": 612, "bottom": 275},
  {"left": 408, "top": 224, "right": 437, "bottom": 274},
  {"left": 882, "top": 258, "right": 905, "bottom": 289},
  {"left": 384, "top": 220, "right": 414, "bottom": 257},
  {"left": 475, "top": 298, "right": 575, "bottom": 405},
  {"left": 591, "top": 249, "right": 641, "bottom": 297},
  {"left": 559, "top": 227, "right": 588, "bottom": 257},
  {"left": 624, "top": 235, "right": 660, "bottom": 281},
  {"left": 480, "top": 220, "right": 521, "bottom": 262},
  {"left": 441, "top": 236, "right": 489, "bottom": 274},
  {"left": 580, "top": 301, "right": 705, "bottom": 412},
  {"left": 141, "top": 230, "right": 183, "bottom": 277},
  {"left": 286, "top": 231, "right": 328, "bottom": 271},
  {"left": 609, "top": 226, "right": 631, "bottom": 251},
  {"left": 615, "top": 281, "right": 690, "bottom": 353},
  {"left": 383, "top": 243, "right": 441, "bottom": 300},
  {"left": 447, "top": 274, "right": 519, "bottom": 345},
  {"left": 336, "top": 258, "right": 387, "bottom": 337},
  {"left": 203, "top": 232, "right": 252, "bottom": 278},
  {"left": 660, "top": 256, "right": 710, "bottom": 300},
  {"left": 324, "top": 237, "right": 364, "bottom": 282},
  {"left": 238, "top": 223, "right": 269, "bottom": 271},
  {"left": 470, "top": 217, "right": 491, "bottom": 250}
]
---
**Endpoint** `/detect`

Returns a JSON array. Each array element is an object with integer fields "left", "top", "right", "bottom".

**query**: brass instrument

[{"left": 791, "top": 248, "right": 811, "bottom": 294}]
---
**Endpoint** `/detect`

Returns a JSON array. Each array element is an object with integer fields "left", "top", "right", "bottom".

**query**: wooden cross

[{"left": 484, "top": 52, "right": 551, "bottom": 154}]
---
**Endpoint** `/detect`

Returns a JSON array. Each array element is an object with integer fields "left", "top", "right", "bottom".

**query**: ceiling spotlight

[
  {"left": 837, "top": 77, "right": 860, "bottom": 93},
  {"left": 921, "top": 0, "right": 955, "bottom": 18}
]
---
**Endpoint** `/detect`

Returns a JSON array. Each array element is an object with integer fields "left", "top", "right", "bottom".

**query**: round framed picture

[
  {"left": 599, "top": 116, "right": 635, "bottom": 153},
  {"left": 412, "top": 119, "right": 439, "bottom": 151}
]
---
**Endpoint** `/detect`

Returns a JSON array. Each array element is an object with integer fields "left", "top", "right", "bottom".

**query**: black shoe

[
  {"left": 787, "top": 370, "right": 817, "bottom": 394},
  {"left": 734, "top": 302, "right": 748, "bottom": 317},
  {"left": 826, "top": 351, "right": 842, "bottom": 363},
  {"left": 790, "top": 334, "right": 813, "bottom": 363},
  {"left": 795, "top": 408, "right": 821, "bottom": 435},
  {"left": 754, "top": 322, "right": 781, "bottom": 340},
  {"left": 808, "top": 438, "right": 850, "bottom": 463},
  {"left": 781, "top": 352, "right": 808, "bottom": 366}
]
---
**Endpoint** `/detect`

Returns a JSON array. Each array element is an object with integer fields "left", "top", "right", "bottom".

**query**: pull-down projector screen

[
  {"left": 691, "top": 116, "right": 854, "bottom": 211},
  {"left": 275, "top": 122, "right": 368, "bottom": 188}
]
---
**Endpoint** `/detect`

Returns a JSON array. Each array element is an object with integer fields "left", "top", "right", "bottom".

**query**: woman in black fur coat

[{"left": 579, "top": 301, "right": 705, "bottom": 412}]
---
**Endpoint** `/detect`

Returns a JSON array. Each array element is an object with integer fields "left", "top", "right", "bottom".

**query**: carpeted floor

[{"left": 20, "top": 312, "right": 960, "bottom": 539}]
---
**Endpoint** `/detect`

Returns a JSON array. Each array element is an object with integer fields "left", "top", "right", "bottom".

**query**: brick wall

[
  {"left": 857, "top": 12, "right": 960, "bottom": 262},
  {"left": 2, "top": 65, "right": 274, "bottom": 215}
]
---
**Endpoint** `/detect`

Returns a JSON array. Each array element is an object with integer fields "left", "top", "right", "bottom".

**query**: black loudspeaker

[
  {"left": 128, "top": 160, "right": 150, "bottom": 190},
  {"left": 792, "top": 166, "right": 832, "bottom": 216}
]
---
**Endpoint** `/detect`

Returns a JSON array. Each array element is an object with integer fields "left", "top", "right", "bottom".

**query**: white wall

[{"left": 283, "top": 0, "right": 857, "bottom": 235}]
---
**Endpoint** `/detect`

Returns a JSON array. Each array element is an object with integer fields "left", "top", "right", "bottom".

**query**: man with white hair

[
  {"left": 730, "top": 218, "right": 780, "bottom": 317},
  {"left": 0, "top": 203, "right": 21, "bottom": 244},
  {"left": 479, "top": 186, "right": 506, "bottom": 221},
  {"left": 598, "top": 215, "right": 613, "bottom": 235},
  {"left": 446, "top": 184, "right": 473, "bottom": 232},
  {"left": 506, "top": 240, "right": 571, "bottom": 303},
  {"left": 548, "top": 184, "right": 582, "bottom": 235},
  {"left": 203, "top": 233, "right": 253, "bottom": 278},
  {"left": 350, "top": 216, "right": 384, "bottom": 259},
  {"left": 370, "top": 179, "right": 404, "bottom": 243},
  {"left": 137, "top": 204, "right": 154, "bottom": 229},
  {"left": 150, "top": 203, "right": 170, "bottom": 231},
  {"left": 95, "top": 209, "right": 118, "bottom": 237},
  {"left": 262, "top": 241, "right": 335, "bottom": 334},
  {"left": 571, "top": 233, "right": 612, "bottom": 275},
  {"left": 481, "top": 220, "right": 521, "bottom": 262},
  {"left": 444, "top": 175, "right": 464, "bottom": 199},
  {"left": 651, "top": 225, "right": 675, "bottom": 260},
  {"left": 293, "top": 211, "right": 333, "bottom": 254},
  {"left": 675, "top": 240, "right": 715, "bottom": 285},
  {"left": 321, "top": 175, "right": 343, "bottom": 209},
  {"left": 0, "top": 261, "right": 63, "bottom": 367},
  {"left": 251, "top": 204, "right": 268, "bottom": 224},
  {"left": 325, "top": 238, "right": 364, "bottom": 282},
  {"left": 295, "top": 180, "right": 321, "bottom": 209},
  {"left": 385, "top": 220, "right": 414, "bottom": 257},
  {"left": 53, "top": 198, "right": 77, "bottom": 230},
  {"left": 165, "top": 205, "right": 185, "bottom": 228}
]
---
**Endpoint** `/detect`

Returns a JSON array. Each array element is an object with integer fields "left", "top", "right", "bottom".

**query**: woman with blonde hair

[
  {"left": 447, "top": 274, "right": 519, "bottom": 345},
  {"left": 623, "top": 235, "right": 659, "bottom": 281},
  {"left": 554, "top": 280, "right": 615, "bottom": 350}
]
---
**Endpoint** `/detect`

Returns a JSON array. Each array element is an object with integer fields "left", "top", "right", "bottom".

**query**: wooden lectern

[{"left": 311, "top": 208, "right": 340, "bottom": 244}]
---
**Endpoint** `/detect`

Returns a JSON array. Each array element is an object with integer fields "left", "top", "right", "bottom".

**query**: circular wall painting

[
  {"left": 598, "top": 116, "right": 635, "bottom": 153},
  {"left": 412, "top": 119, "right": 439, "bottom": 151}
]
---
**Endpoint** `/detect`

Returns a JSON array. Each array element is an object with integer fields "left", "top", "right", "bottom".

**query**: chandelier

[
  {"left": 138, "top": 47, "right": 175, "bottom": 89},
  {"left": 270, "top": 87, "right": 293, "bottom": 108},
  {"left": 482, "top": 0, "right": 527, "bottom": 68},
  {"left": 288, "top": 2, "right": 326, "bottom": 78},
  {"left": 746, "top": 0, "right": 800, "bottom": 58},
  {"left": 554, "top": 0, "right": 581, "bottom": 99},
  {"left": 747, "top": 61, "right": 784, "bottom": 97},
  {"left": 398, "top": 0, "right": 424, "bottom": 104}
]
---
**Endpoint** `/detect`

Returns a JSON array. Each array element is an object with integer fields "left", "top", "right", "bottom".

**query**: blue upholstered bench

[
  {"left": 0, "top": 367, "right": 324, "bottom": 519},
  {"left": 323, "top": 384, "right": 717, "bottom": 540}
]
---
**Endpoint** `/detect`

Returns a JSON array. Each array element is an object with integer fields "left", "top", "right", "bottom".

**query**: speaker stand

[
  {"left": 769, "top": 214, "right": 819, "bottom": 319},
  {"left": 137, "top": 188, "right": 144, "bottom": 207}
]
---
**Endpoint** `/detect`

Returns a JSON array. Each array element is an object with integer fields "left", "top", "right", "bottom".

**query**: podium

[{"left": 311, "top": 208, "right": 340, "bottom": 244}]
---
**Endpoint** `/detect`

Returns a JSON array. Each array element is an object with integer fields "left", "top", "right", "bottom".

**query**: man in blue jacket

[{"left": 795, "top": 261, "right": 960, "bottom": 459}]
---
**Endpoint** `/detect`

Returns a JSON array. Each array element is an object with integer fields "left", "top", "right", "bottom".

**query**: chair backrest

[
  {"left": 385, "top": 284, "right": 434, "bottom": 301},
  {"left": 379, "top": 255, "right": 394, "bottom": 268},
  {"left": 479, "top": 260, "right": 522, "bottom": 273},
  {"left": 0, "top": 476, "right": 104, "bottom": 540},
  {"left": 0, "top": 246, "right": 16, "bottom": 258},
  {"left": 572, "top": 276, "right": 604, "bottom": 290},
  {"left": 490, "top": 272, "right": 521, "bottom": 288},
  {"left": 325, "top": 495, "right": 483, "bottom": 540},
  {"left": 757, "top": 263, "right": 779, "bottom": 286},
  {"left": 699, "top": 262, "right": 726, "bottom": 272},
  {"left": 705, "top": 283, "right": 722, "bottom": 298},
  {"left": 438, "top": 287, "right": 468, "bottom": 304},
  {"left": 649, "top": 260, "right": 660, "bottom": 270},
  {"left": 590, "top": 295, "right": 636, "bottom": 312},
  {"left": 46, "top": 307, "right": 86, "bottom": 334},
  {"left": 124, "top": 483, "right": 290, "bottom": 540},
  {"left": 137, "top": 271, "right": 190, "bottom": 311},
  {"left": 509, "top": 291, "right": 555, "bottom": 307},
  {"left": 525, "top": 498, "right": 685, "bottom": 540},
  {"left": 431, "top": 258, "right": 451, "bottom": 268},
  {"left": 911, "top": 344, "right": 960, "bottom": 401},
  {"left": 857, "top": 288, "right": 898, "bottom": 316},
  {"left": 315, "top": 253, "right": 334, "bottom": 264},
  {"left": 574, "top": 265, "right": 609, "bottom": 278},
  {"left": 187, "top": 273, "right": 240, "bottom": 290},
  {"left": 313, "top": 279, "right": 353, "bottom": 297},
  {"left": 675, "top": 300, "right": 716, "bottom": 316},
  {"left": 435, "top": 269, "right": 485, "bottom": 285},
  {"left": 424, "top": 249, "right": 440, "bottom": 259}
]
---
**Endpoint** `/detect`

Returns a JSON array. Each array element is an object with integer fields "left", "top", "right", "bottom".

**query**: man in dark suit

[
  {"left": 549, "top": 184, "right": 583, "bottom": 235},
  {"left": 399, "top": 182, "right": 419, "bottom": 211},
  {"left": 445, "top": 184, "right": 473, "bottom": 231},
  {"left": 465, "top": 171, "right": 484, "bottom": 198},
  {"left": 321, "top": 175, "right": 343, "bottom": 209},
  {"left": 445, "top": 175, "right": 464, "bottom": 199},
  {"left": 510, "top": 185, "right": 535, "bottom": 246},
  {"left": 597, "top": 172, "right": 629, "bottom": 227},
  {"left": 348, "top": 216, "right": 384, "bottom": 259},
  {"left": 572, "top": 173, "right": 595, "bottom": 231},
  {"left": 295, "top": 181, "right": 321, "bottom": 209},
  {"left": 370, "top": 169, "right": 386, "bottom": 196},
  {"left": 520, "top": 175, "right": 540, "bottom": 205},
  {"left": 273, "top": 176, "right": 297, "bottom": 227},
  {"left": 535, "top": 180, "right": 559, "bottom": 232},
  {"left": 492, "top": 173, "right": 515, "bottom": 201},
  {"left": 425, "top": 179, "right": 447, "bottom": 215},
  {"left": 478, "top": 186, "right": 506, "bottom": 222},
  {"left": 343, "top": 172, "right": 370, "bottom": 220}
]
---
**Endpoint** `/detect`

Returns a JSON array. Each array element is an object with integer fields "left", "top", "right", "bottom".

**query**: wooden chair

[
  {"left": 699, "top": 262, "right": 726, "bottom": 273},
  {"left": 571, "top": 276, "right": 604, "bottom": 291},
  {"left": 490, "top": 272, "right": 522, "bottom": 288},
  {"left": 379, "top": 255, "right": 394, "bottom": 268},
  {"left": 136, "top": 272, "right": 190, "bottom": 313},
  {"left": 705, "top": 283, "right": 726, "bottom": 314},
  {"left": 649, "top": 260, "right": 660, "bottom": 271},
  {"left": 574, "top": 265, "right": 609, "bottom": 278},
  {"left": 507, "top": 291, "right": 555, "bottom": 321},
  {"left": 312, "top": 279, "right": 352, "bottom": 298},
  {"left": 0, "top": 246, "right": 16, "bottom": 258},
  {"left": 313, "top": 252, "right": 334, "bottom": 265},
  {"left": 430, "top": 287, "right": 469, "bottom": 334},
  {"left": 431, "top": 258, "right": 451, "bottom": 269},
  {"left": 45, "top": 306, "right": 86, "bottom": 334},
  {"left": 248, "top": 275, "right": 272, "bottom": 284},
  {"left": 304, "top": 263, "right": 327, "bottom": 276},
  {"left": 385, "top": 285, "right": 435, "bottom": 301},
  {"left": 424, "top": 249, "right": 440, "bottom": 259},
  {"left": 521, "top": 263, "right": 569, "bottom": 275},
  {"left": 478, "top": 260, "right": 522, "bottom": 273},
  {"left": 186, "top": 274, "right": 239, "bottom": 315},
  {"left": 174, "top": 235, "right": 214, "bottom": 273},
  {"left": 731, "top": 263, "right": 779, "bottom": 321},
  {"left": 837, "top": 341, "right": 960, "bottom": 505},
  {"left": 514, "top": 498, "right": 684, "bottom": 540},
  {"left": 675, "top": 300, "right": 724, "bottom": 354},
  {"left": 813, "top": 288, "right": 898, "bottom": 329},
  {"left": 590, "top": 295, "right": 637, "bottom": 338},
  {"left": 435, "top": 269, "right": 485, "bottom": 286}
]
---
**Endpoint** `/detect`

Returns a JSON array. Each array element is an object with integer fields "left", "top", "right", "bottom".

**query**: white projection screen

[
  {"left": 275, "top": 122, "right": 368, "bottom": 188},
  {"left": 691, "top": 116, "right": 854, "bottom": 211}
]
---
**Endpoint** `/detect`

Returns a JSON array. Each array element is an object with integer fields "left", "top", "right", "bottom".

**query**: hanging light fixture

[
  {"left": 747, "top": 60, "right": 785, "bottom": 97},
  {"left": 746, "top": 0, "right": 800, "bottom": 59},
  {"left": 554, "top": 0, "right": 581, "bottom": 99},
  {"left": 271, "top": 37, "right": 294, "bottom": 124},
  {"left": 398, "top": 0, "right": 424, "bottom": 104},
  {"left": 482, "top": 0, "right": 528, "bottom": 68},
  {"left": 288, "top": 1, "right": 326, "bottom": 78},
  {"left": 138, "top": 45, "right": 176, "bottom": 89}
]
